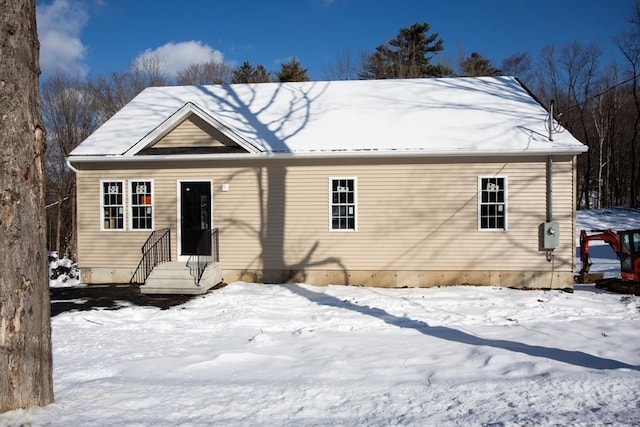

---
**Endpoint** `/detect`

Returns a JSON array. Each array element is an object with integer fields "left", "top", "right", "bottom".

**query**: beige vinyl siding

[
  {"left": 76, "top": 171, "right": 178, "bottom": 269},
  {"left": 276, "top": 160, "right": 573, "bottom": 272},
  {"left": 153, "top": 115, "right": 238, "bottom": 148},
  {"left": 75, "top": 156, "right": 576, "bottom": 281}
]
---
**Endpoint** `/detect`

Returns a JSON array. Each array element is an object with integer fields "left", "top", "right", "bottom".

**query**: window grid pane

[
  {"left": 480, "top": 177, "right": 506, "bottom": 230},
  {"left": 102, "top": 181, "right": 123, "bottom": 230},
  {"left": 331, "top": 179, "right": 356, "bottom": 231},
  {"left": 131, "top": 181, "right": 152, "bottom": 230}
]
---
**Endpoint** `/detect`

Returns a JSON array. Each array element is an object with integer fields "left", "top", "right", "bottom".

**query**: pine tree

[
  {"left": 231, "top": 61, "right": 272, "bottom": 83},
  {"left": 276, "top": 58, "right": 310, "bottom": 82},
  {"left": 459, "top": 52, "right": 501, "bottom": 77},
  {"left": 252, "top": 65, "right": 271, "bottom": 83},
  {"left": 360, "top": 22, "right": 451, "bottom": 79}
]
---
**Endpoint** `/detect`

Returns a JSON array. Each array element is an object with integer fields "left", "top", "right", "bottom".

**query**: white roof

[{"left": 70, "top": 76, "right": 587, "bottom": 158}]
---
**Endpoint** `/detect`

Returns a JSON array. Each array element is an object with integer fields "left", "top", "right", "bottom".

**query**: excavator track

[{"left": 594, "top": 278, "right": 640, "bottom": 296}]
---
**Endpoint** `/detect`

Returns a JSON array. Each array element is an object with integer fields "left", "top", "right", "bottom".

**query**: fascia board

[{"left": 67, "top": 145, "right": 588, "bottom": 167}]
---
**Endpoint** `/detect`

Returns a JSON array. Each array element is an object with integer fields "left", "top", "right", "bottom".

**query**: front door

[{"left": 180, "top": 181, "right": 211, "bottom": 256}]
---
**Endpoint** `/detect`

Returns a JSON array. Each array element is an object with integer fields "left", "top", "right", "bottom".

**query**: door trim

[{"left": 176, "top": 179, "right": 213, "bottom": 262}]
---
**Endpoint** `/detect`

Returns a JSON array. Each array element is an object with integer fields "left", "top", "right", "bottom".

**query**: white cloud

[
  {"left": 133, "top": 41, "right": 225, "bottom": 77},
  {"left": 37, "top": 0, "right": 89, "bottom": 77}
]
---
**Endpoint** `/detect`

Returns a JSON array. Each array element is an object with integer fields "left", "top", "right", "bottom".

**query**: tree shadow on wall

[{"left": 191, "top": 82, "right": 350, "bottom": 284}]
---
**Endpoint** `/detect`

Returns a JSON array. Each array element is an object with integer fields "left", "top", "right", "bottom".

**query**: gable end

[
  {"left": 124, "top": 102, "right": 259, "bottom": 156},
  {"left": 138, "top": 113, "right": 249, "bottom": 155}
]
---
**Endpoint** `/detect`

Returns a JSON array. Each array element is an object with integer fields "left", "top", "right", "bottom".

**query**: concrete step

[
  {"left": 151, "top": 262, "right": 191, "bottom": 272},
  {"left": 147, "top": 269, "right": 194, "bottom": 279},
  {"left": 140, "top": 262, "right": 222, "bottom": 295}
]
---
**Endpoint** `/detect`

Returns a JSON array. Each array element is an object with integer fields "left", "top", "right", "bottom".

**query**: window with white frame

[
  {"left": 130, "top": 180, "right": 153, "bottom": 230},
  {"left": 478, "top": 176, "right": 507, "bottom": 230},
  {"left": 101, "top": 180, "right": 124, "bottom": 230},
  {"left": 330, "top": 178, "right": 356, "bottom": 231}
]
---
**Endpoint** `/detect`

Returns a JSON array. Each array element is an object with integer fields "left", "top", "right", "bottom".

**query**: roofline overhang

[{"left": 67, "top": 146, "right": 587, "bottom": 167}]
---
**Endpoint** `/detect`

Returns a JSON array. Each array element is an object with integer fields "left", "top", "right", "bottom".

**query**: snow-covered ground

[{"left": 2, "top": 209, "right": 640, "bottom": 426}]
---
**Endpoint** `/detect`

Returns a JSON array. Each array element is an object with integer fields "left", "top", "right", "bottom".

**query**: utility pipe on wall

[{"left": 546, "top": 155, "right": 553, "bottom": 223}]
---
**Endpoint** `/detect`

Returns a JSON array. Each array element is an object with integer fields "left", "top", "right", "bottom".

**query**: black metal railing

[
  {"left": 130, "top": 228, "right": 171, "bottom": 284},
  {"left": 187, "top": 228, "right": 219, "bottom": 286}
]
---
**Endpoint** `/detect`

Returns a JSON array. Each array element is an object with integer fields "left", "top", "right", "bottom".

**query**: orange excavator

[{"left": 576, "top": 228, "right": 640, "bottom": 294}]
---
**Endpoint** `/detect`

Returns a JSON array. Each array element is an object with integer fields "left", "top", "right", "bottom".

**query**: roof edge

[{"left": 67, "top": 146, "right": 587, "bottom": 165}]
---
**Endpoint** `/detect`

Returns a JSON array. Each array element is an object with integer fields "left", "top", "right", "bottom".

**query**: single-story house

[{"left": 67, "top": 76, "right": 587, "bottom": 293}]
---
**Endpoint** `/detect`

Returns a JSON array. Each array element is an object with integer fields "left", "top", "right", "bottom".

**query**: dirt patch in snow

[{"left": 50, "top": 284, "right": 226, "bottom": 316}]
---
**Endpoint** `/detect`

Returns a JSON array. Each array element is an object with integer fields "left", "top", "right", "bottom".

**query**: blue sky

[{"left": 36, "top": 0, "right": 635, "bottom": 81}]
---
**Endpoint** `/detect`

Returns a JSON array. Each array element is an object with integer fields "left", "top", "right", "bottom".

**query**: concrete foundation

[
  {"left": 80, "top": 267, "right": 135, "bottom": 285},
  {"left": 78, "top": 266, "right": 574, "bottom": 290},
  {"left": 223, "top": 269, "right": 574, "bottom": 290}
]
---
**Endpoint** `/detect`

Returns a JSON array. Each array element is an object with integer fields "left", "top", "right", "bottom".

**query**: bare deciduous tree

[
  {"left": 590, "top": 67, "right": 623, "bottom": 208},
  {"left": 322, "top": 50, "right": 368, "bottom": 81},
  {"left": 615, "top": 1, "right": 640, "bottom": 207},
  {"left": 130, "top": 53, "right": 168, "bottom": 87},
  {"left": 41, "top": 74, "right": 96, "bottom": 258},
  {"left": 88, "top": 56, "right": 169, "bottom": 124},
  {"left": 0, "top": 0, "right": 54, "bottom": 412},
  {"left": 177, "top": 60, "right": 233, "bottom": 85},
  {"left": 533, "top": 42, "right": 602, "bottom": 209},
  {"left": 501, "top": 52, "right": 533, "bottom": 85}
]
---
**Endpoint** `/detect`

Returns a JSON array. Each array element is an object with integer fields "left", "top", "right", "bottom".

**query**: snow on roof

[{"left": 69, "top": 76, "right": 587, "bottom": 158}]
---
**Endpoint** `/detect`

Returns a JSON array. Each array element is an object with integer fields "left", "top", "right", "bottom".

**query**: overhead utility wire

[
  {"left": 545, "top": 74, "right": 639, "bottom": 137},
  {"left": 557, "top": 74, "right": 639, "bottom": 115}
]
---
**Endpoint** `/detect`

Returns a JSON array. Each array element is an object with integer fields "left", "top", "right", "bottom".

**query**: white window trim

[
  {"left": 128, "top": 179, "right": 155, "bottom": 231},
  {"left": 328, "top": 176, "right": 358, "bottom": 232},
  {"left": 477, "top": 176, "right": 508, "bottom": 231},
  {"left": 100, "top": 179, "right": 126, "bottom": 232}
]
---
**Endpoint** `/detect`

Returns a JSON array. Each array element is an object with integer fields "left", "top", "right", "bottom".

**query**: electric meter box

[{"left": 538, "top": 222, "right": 560, "bottom": 250}]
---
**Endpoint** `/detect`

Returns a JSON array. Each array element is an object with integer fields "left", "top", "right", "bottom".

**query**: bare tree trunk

[
  {"left": 55, "top": 196, "right": 62, "bottom": 254},
  {"left": 0, "top": 0, "right": 54, "bottom": 412},
  {"left": 592, "top": 92, "right": 611, "bottom": 209},
  {"left": 631, "top": 79, "right": 640, "bottom": 206}
]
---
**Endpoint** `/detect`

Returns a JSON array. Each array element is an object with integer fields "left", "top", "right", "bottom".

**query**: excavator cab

[
  {"left": 577, "top": 228, "right": 640, "bottom": 294},
  {"left": 618, "top": 229, "right": 640, "bottom": 283}
]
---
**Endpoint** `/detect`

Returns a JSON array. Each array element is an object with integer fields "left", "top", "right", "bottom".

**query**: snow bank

[
  {"left": 48, "top": 252, "right": 81, "bottom": 288},
  {"left": 577, "top": 207, "right": 640, "bottom": 237}
]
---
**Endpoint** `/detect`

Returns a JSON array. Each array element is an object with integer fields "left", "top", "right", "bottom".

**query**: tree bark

[{"left": 0, "top": 0, "right": 54, "bottom": 412}]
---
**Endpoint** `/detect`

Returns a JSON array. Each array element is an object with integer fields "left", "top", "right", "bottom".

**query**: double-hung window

[
  {"left": 478, "top": 176, "right": 507, "bottom": 230},
  {"left": 130, "top": 180, "right": 153, "bottom": 230},
  {"left": 330, "top": 178, "right": 357, "bottom": 231},
  {"left": 101, "top": 180, "right": 124, "bottom": 230}
]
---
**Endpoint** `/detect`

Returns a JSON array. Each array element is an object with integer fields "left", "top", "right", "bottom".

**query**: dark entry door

[{"left": 180, "top": 181, "right": 211, "bottom": 256}]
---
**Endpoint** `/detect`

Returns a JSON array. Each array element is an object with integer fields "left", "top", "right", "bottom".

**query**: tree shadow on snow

[{"left": 283, "top": 284, "right": 640, "bottom": 372}]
